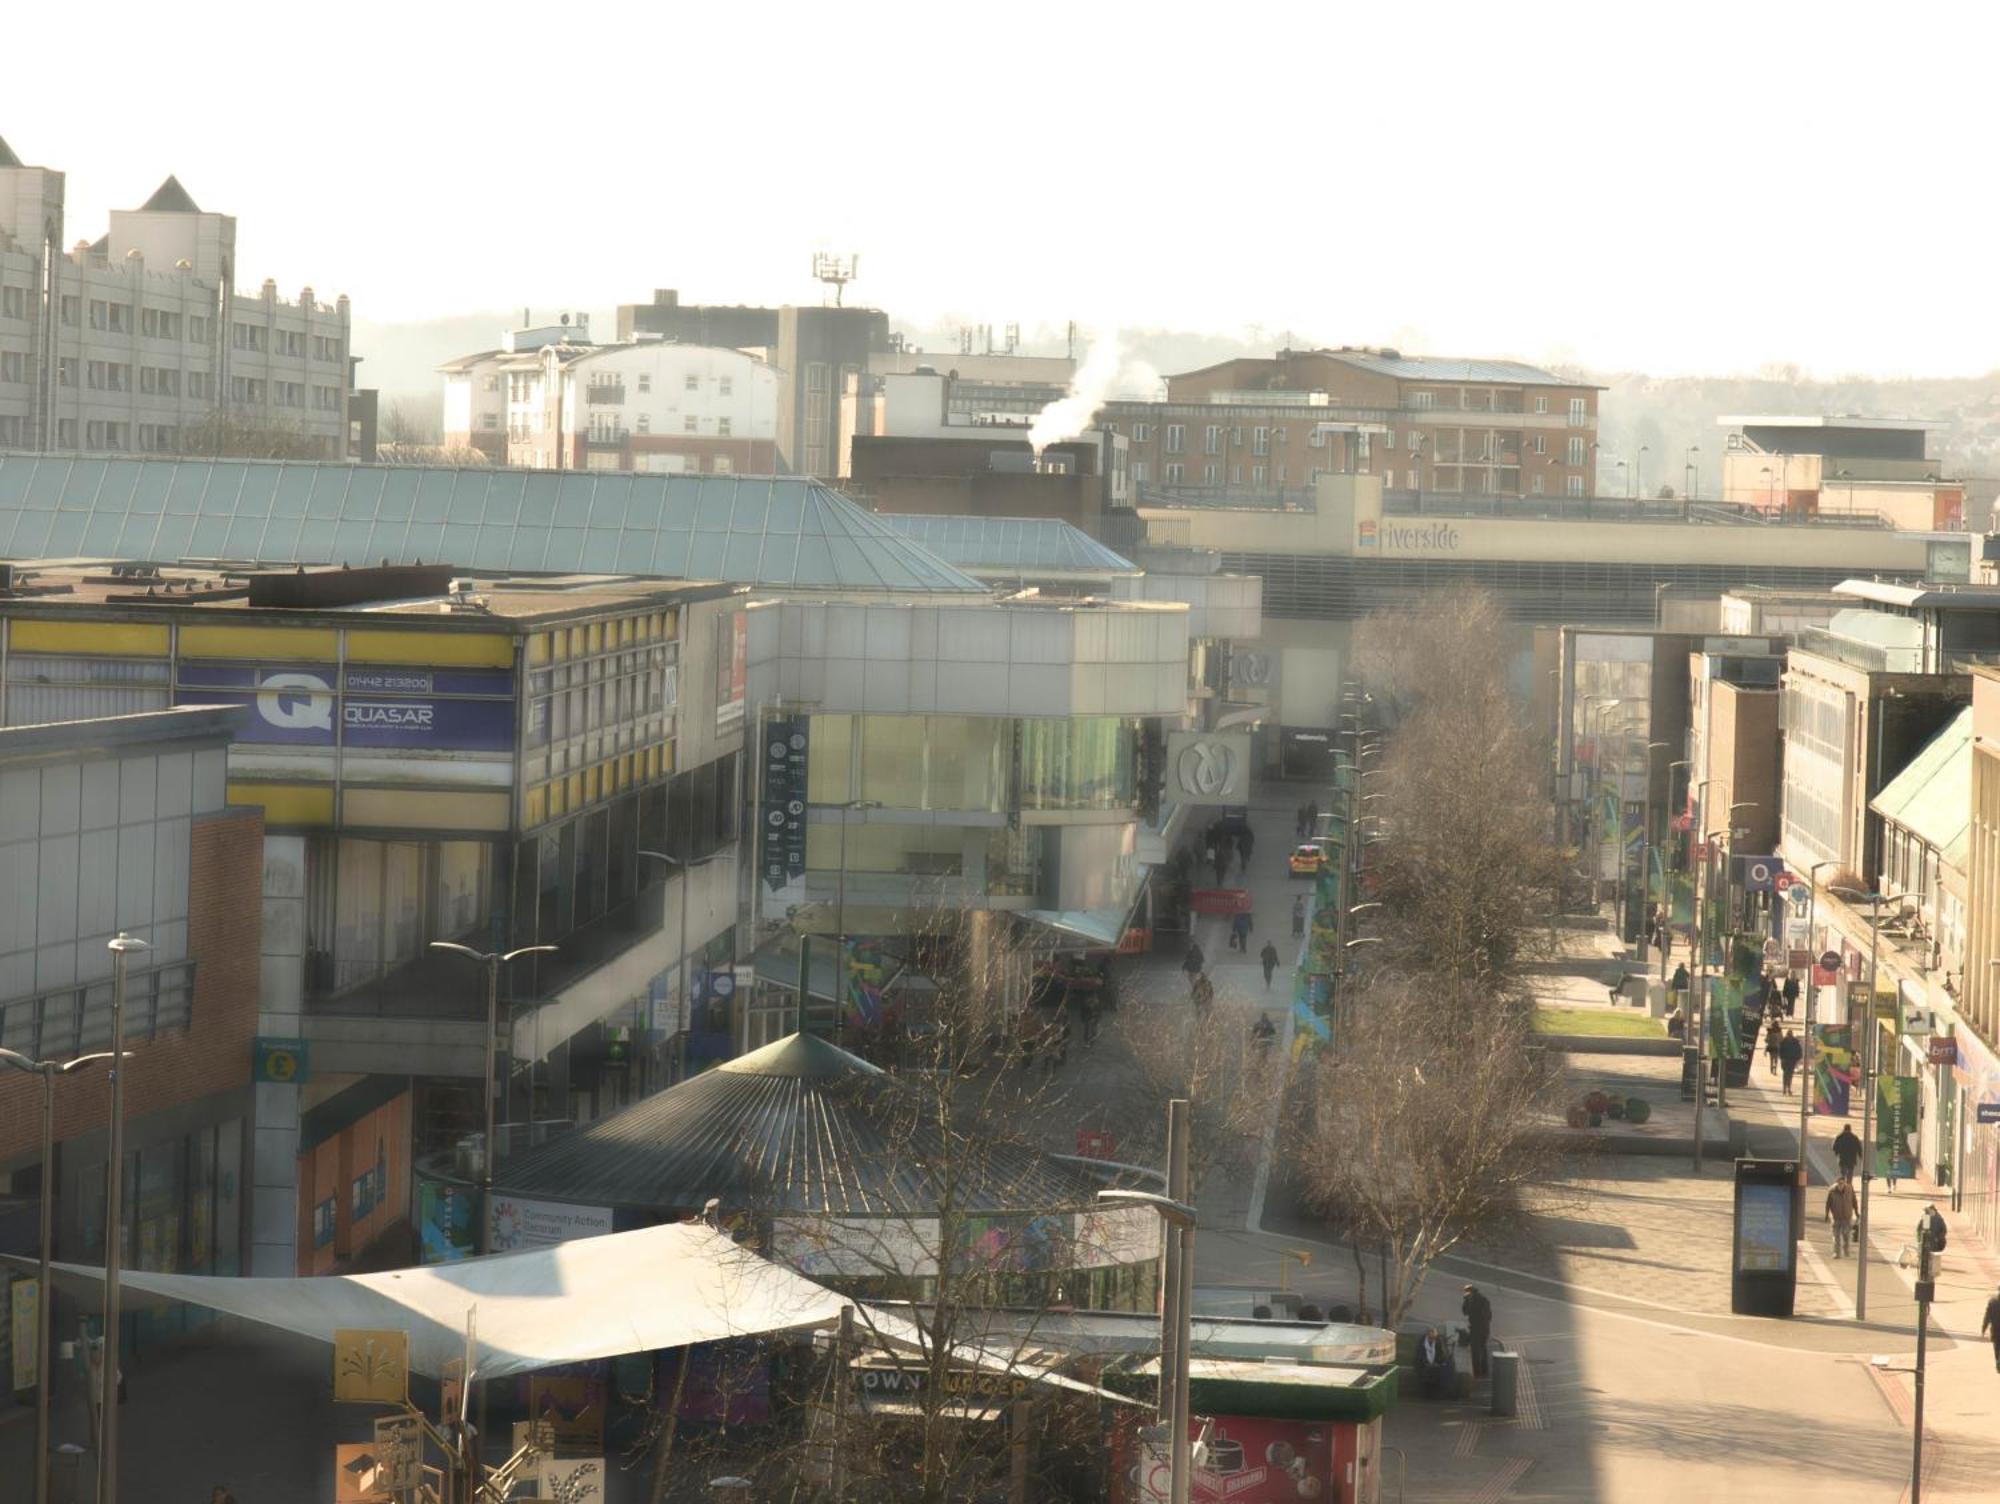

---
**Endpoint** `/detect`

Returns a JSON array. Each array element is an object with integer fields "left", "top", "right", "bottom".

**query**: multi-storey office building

[
  {"left": 0, "top": 454, "right": 1214, "bottom": 1261},
  {"left": 0, "top": 706, "right": 263, "bottom": 1307},
  {"left": 1113, "top": 346, "right": 1603, "bottom": 504},
  {"left": 0, "top": 140, "right": 351, "bottom": 457},
  {"left": 441, "top": 334, "right": 777, "bottom": 474}
]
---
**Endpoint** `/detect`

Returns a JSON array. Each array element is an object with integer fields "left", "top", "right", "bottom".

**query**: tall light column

[{"left": 99, "top": 931, "right": 149, "bottom": 1504}]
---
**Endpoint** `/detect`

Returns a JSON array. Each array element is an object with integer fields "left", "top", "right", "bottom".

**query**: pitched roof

[
  {"left": 494, "top": 1032, "right": 1104, "bottom": 1217},
  {"left": 138, "top": 174, "right": 201, "bottom": 213},
  {"left": 0, "top": 137, "right": 21, "bottom": 169},
  {"left": 0, "top": 458, "right": 992, "bottom": 595},
  {"left": 876, "top": 514, "right": 1140, "bottom": 578},
  {"left": 1320, "top": 350, "right": 1582, "bottom": 387},
  {"left": 1869, "top": 706, "right": 1972, "bottom": 870}
]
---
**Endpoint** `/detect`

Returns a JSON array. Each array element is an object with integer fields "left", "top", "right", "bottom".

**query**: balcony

[
  {"left": 585, "top": 429, "right": 629, "bottom": 447},
  {"left": 584, "top": 384, "right": 626, "bottom": 405},
  {"left": 0, "top": 957, "right": 197, "bottom": 1061}
]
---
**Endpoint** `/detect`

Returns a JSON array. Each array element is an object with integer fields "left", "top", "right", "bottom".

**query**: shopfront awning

[
  {"left": 7, "top": 1222, "right": 1134, "bottom": 1402},
  {"left": 1023, "top": 908, "right": 1128, "bottom": 949}
]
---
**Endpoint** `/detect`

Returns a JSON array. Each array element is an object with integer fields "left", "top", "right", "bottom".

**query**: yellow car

[{"left": 1288, "top": 844, "right": 1327, "bottom": 877}]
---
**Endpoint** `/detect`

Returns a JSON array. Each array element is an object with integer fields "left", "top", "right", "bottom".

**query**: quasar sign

[{"left": 175, "top": 663, "right": 515, "bottom": 750}]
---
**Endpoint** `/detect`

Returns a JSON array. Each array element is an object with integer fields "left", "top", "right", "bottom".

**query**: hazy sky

[{"left": 8, "top": 2, "right": 1997, "bottom": 378}]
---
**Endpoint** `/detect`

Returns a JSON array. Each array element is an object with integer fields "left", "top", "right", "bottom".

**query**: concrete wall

[{"left": 1709, "top": 682, "right": 1780, "bottom": 853}]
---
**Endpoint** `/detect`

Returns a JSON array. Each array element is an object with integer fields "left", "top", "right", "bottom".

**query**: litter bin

[
  {"left": 49, "top": 1442, "right": 86, "bottom": 1504},
  {"left": 1489, "top": 1350, "right": 1519, "bottom": 1418}
]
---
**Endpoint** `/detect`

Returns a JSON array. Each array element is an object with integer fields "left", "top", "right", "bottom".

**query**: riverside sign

[{"left": 1355, "top": 518, "right": 1462, "bottom": 553}]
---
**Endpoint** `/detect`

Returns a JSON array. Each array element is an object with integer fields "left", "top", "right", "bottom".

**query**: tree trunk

[{"left": 1349, "top": 1235, "right": 1369, "bottom": 1324}]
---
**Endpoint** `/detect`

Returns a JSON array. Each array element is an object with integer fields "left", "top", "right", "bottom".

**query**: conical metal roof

[
  {"left": 0, "top": 459, "right": 993, "bottom": 595},
  {"left": 877, "top": 514, "right": 1140, "bottom": 578},
  {"left": 495, "top": 1032, "right": 1101, "bottom": 1217}
]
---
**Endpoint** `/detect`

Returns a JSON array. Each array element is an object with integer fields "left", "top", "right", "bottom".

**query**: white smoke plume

[{"left": 1028, "top": 332, "right": 1125, "bottom": 456}]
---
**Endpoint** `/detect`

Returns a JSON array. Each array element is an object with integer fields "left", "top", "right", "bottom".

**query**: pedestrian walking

[
  {"left": 1834, "top": 1124, "right": 1863, "bottom": 1180},
  {"left": 1670, "top": 961, "right": 1690, "bottom": 999},
  {"left": 1292, "top": 895, "right": 1306, "bottom": 937},
  {"left": 1982, "top": 1285, "right": 2000, "bottom": 1373},
  {"left": 1231, "top": 910, "right": 1253, "bottom": 952},
  {"left": 1305, "top": 801, "right": 1319, "bottom": 834},
  {"left": 1764, "top": 1022, "right": 1782, "bottom": 1077},
  {"left": 1191, "top": 973, "right": 1215, "bottom": 1012},
  {"left": 1825, "top": 1174, "right": 1858, "bottom": 1258},
  {"left": 1260, "top": 940, "right": 1280, "bottom": 988},
  {"left": 1917, "top": 1204, "right": 1947, "bottom": 1260},
  {"left": 1783, "top": 972, "right": 1801, "bottom": 1017},
  {"left": 1778, "top": 1030, "right": 1803, "bottom": 1095},
  {"left": 1183, "top": 941, "right": 1205, "bottom": 982},
  {"left": 1461, "top": 1285, "right": 1493, "bottom": 1380},
  {"left": 1212, "top": 846, "right": 1229, "bottom": 887}
]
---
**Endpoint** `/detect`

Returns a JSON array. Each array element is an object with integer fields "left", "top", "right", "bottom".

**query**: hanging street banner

[
  {"left": 759, "top": 715, "right": 810, "bottom": 892},
  {"left": 1708, "top": 977, "right": 1746, "bottom": 1059},
  {"left": 1812, "top": 1024, "right": 1861, "bottom": 1116},
  {"left": 1875, "top": 1076, "right": 1919, "bottom": 1180}
]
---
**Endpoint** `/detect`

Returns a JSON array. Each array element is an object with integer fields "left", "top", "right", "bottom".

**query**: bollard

[{"left": 1489, "top": 1350, "right": 1519, "bottom": 1418}]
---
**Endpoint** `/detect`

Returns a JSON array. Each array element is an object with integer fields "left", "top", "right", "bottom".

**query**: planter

[
  {"left": 1584, "top": 1090, "right": 1611, "bottom": 1115},
  {"left": 1606, "top": 1101, "right": 1626, "bottom": 1120},
  {"left": 1625, "top": 1098, "right": 1652, "bottom": 1124},
  {"left": 1565, "top": 1105, "right": 1590, "bottom": 1129},
  {"left": 1587, "top": 1111, "right": 1603, "bottom": 1128}
]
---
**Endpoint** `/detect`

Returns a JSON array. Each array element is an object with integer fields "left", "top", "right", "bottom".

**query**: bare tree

[
  {"left": 1289, "top": 981, "right": 1562, "bottom": 1326},
  {"left": 179, "top": 406, "right": 331, "bottom": 460}
]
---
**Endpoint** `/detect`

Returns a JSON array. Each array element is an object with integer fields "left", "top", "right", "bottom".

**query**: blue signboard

[{"left": 176, "top": 662, "right": 515, "bottom": 751}]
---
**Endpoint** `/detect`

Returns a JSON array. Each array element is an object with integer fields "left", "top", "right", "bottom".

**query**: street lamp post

[
  {"left": 0, "top": 1047, "right": 111, "bottom": 1504},
  {"left": 427, "top": 941, "right": 560, "bottom": 1257},
  {"left": 1829, "top": 886, "right": 1913, "bottom": 1322},
  {"left": 1100, "top": 1104, "right": 1197, "bottom": 1504},
  {"left": 428, "top": 939, "right": 557, "bottom": 1469},
  {"left": 640, "top": 850, "right": 729, "bottom": 1079},
  {"left": 1689, "top": 782, "right": 1719, "bottom": 1171},
  {"left": 1685, "top": 445, "right": 1699, "bottom": 506},
  {"left": 1662, "top": 759, "right": 1691, "bottom": 980},
  {"left": 1635, "top": 742, "right": 1668, "bottom": 962},
  {"left": 98, "top": 931, "right": 148, "bottom": 1504},
  {"left": 1638, "top": 444, "right": 1649, "bottom": 500},
  {"left": 1798, "top": 859, "right": 1840, "bottom": 1168}
]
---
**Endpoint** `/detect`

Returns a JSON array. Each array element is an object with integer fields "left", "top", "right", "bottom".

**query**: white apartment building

[
  {"left": 0, "top": 138, "right": 351, "bottom": 458},
  {"left": 441, "top": 330, "right": 777, "bottom": 473}
]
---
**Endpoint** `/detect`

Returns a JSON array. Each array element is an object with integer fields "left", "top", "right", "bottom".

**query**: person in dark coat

[
  {"left": 1670, "top": 961, "right": 1690, "bottom": 997},
  {"left": 1981, "top": 1284, "right": 2000, "bottom": 1372},
  {"left": 1260, "top": 940, "right": 1280, "bottom": 987},
  {"left": 1231, "top": 910, "right": 1253, "bottom": 952},
  {"left": 1461, "top": 1285, "right": 1493, "bottom": 1379},
  {"left": 1778, "top": 1030, "right": 1803, "bottom": 1094},
  {"left": 1292, "top": 895, "right": 1307, "bottom": 936},
  {"left": 1764, "top": 1021, "right": 1783, "bottom": 1077},
  {"left": 1834, "top": 1124, "right": 1864, "bottom": 1180},
  {"left": 1183, "top": 942, "right": 1205, "bottom": 982},
  {"left": 1238, "top": 826, "right": 1256, "bottom": 865},
  {"left": 1782, "top": 972, "right": 1801, "bottom": 1016}
]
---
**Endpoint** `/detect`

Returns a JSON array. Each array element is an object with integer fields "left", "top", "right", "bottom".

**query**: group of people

[
  {"left": 1293, "top": 802, "right": 1320, "bottom": 840},
  {"left": 1416, "top": 1285, "right": 1496, "bottom": 1399},
  {"left": 1203, "top": 822, "right": 1256, "bottom": 887}
]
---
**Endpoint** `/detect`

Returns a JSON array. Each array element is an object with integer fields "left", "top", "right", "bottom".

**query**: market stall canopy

[
  {"left": 8, "top": 1222, "right": 1134, "bottom": 1402},
  {"left": 493, "top": 1032, "right": 1106, "bottom": 1217}
]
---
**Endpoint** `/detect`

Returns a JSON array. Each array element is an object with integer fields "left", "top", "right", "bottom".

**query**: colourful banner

[
  {"left": 1708, "top": 977, "right": 1745, "bottom": 1059},
  {"left": 1876, "top": 1076, "right": 1919, "bottom": 1180},
  {"left": 1670, "top": 870, "right": 1695, "bottom": 929},
  {"left": 843, "top": 941, "right": 889, "bottom": 1030},
  {"left": 1812, "top": 1024, "right": 1860, "bottom": 1116}
]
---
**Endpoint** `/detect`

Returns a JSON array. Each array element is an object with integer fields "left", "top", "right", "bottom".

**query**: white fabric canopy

[{"left": 9, "top": 1223, "right": 1133, "bottom": 1401}]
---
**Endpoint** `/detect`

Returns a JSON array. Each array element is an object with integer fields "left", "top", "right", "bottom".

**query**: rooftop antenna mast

[{"left": 811, "top": 253, "right": 858, "bottom": 307}]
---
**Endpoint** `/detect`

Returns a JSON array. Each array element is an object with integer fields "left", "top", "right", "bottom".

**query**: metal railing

[{"left": 0, "top": 957, "right": 197, "bottom": 1061}]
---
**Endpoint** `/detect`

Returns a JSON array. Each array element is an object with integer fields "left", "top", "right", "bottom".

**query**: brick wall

[{"left": 0, "top": 805, "right": 264, "bottom": 1167}]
